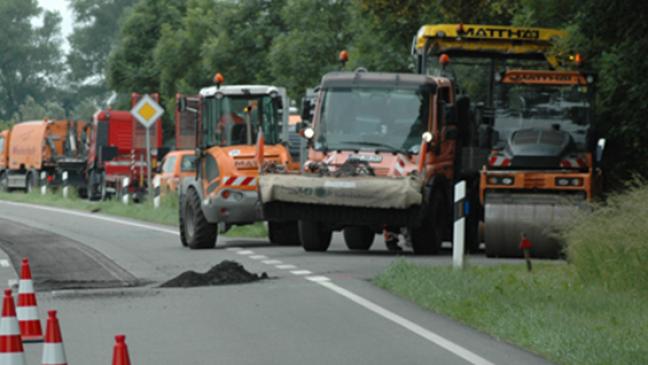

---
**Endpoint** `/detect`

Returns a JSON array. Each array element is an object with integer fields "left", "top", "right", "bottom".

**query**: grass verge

[
  {"left": 0, "top": 191, "right": 267, "bottom": 238},
  {"left": 375, "top": 260, "right": 648, "bottom": 365}
]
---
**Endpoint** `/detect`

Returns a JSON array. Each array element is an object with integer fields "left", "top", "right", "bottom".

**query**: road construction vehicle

[
  {"left": 0, "top": 129, "right": 10, "bottom": 190},
  {"left": 176, "top": 75, "right": 297, "bottom": 249},
  {"left": 258, "top": 69, "right": 477, "bottom": 254},
  {"left": 86, "top": 93, "right": 165, "bottom": 201},
  {"left": 1, "top": 119, "right": 89, "bottom": 193},
  {"left": 413, "top": 24, "right": 603, "bottom": 257},
  {"left": 155, "top": 149, "right": 196, "bottom": 194}
]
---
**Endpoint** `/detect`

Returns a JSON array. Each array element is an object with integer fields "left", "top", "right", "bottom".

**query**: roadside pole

[
  {"left": 62, "top": 171, "right": 69, "bottom": 199},
  {"left": 40, "top": 172, "right": 47, "bottom": 195},
  {"left": 453, "top": 180, "right": 466, "bottom": 270},
  {"left": 130, "top": 94, "right": 164, "bottom": 201}
]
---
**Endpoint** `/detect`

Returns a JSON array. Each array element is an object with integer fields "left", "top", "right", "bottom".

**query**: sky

[{"left": 38, "top": 0, "right": 74, "bottom": 52}]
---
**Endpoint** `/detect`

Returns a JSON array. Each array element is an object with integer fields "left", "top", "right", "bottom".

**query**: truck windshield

[
  {"left": 202, "top": 95, "right": 281, "bottom": 147},
  {"left": 493, "top": 84, "right": 592, "bottom": 148},
  {"left": 316, "top": 87, "right": 425, "bottom": 153}
]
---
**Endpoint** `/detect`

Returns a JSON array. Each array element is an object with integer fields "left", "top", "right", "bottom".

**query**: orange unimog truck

[
  {"left": 258, "top": 68, "right": 478, "bottom": 255},
  {"left": 4, "top": 120, "right": 89, "bottom": 193},
  {"left": 176, "top": 75, "right": 298, "bottom": 249},
  {"left": 0, "top": 129, "right": 10, "bottom": 190}
]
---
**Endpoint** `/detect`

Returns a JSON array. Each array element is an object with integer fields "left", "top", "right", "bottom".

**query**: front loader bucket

[{"left": 484, "top": 193, "right": 588, "bottom": 258}]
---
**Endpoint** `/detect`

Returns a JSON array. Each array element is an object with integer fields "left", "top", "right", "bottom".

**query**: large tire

[
  {"left": 343, "top": 226, "right": 375, "bottom": 250},
  {"left": 299, "top": 221, "right": 332, "bottom": 252},
  {"left": 410, "top": 189, "right": 445, "bottom": 255},
  {"left": 465, "top": 186, "right": 481, "bottom": 253},
  {"left": 268, "top": 221, "right": 300, "bottom": 245},
  {"left": 87, "top": 169, "right": 101, "bottom": 201},
  {"left": 0, "top": 172, "right": 8, "bottom": 192},
  {"left": 181, "top": 188, "right": 217, "bottom": 249},
  {"left": 25, "top": 172, "right": 37, "bottom": 194},
  {"left": 178, "top": 193, "right": 188, "bottom": 247}
]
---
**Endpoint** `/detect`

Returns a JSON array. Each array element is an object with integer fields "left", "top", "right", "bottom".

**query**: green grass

[
  {"left": 375, "top": 261, "right": 648, "bottom": 365},
  {"left": 0, "top": 190, "right": 267, "bottom": 238}
]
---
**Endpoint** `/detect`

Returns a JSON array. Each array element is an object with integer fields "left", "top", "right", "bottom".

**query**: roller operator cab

[
  {"left": 413, "top": 23, "right": 603, "bottom": 258},
  {"left": 259, "top": 71, "right": 479, "bottom": 254},
  {"left": 177, "top": 82, "right": 297, "bottom": 249}
]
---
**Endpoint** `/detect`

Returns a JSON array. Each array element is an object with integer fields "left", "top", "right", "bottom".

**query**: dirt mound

[{"left": 160, "top": 261, "right": 268, "bottom": 288}]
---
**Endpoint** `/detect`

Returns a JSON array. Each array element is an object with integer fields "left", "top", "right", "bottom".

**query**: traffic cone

[
  {"left": 112, "top": 334, "right": 131, "bottom": 365},
  {"left": 41, "top": 310, "right": 67, "bottom": 365},
  {"left": 0, "top": 289, "right": 26, "bottom": 365},
  {"left": 17, "top": 257, "right": 43, "bottom": 342}
]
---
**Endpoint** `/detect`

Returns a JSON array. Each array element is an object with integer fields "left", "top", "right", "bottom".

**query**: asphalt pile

[{"left": 160, "top": 260, "right": 268, "bottom": 288}]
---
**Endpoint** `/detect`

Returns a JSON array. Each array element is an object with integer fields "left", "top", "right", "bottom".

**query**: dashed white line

[
  {"left": 275, "top": 264, "right": 297, "bottom": 270},
  {"left": 290, "top": 270, "right": 312, "bottom": 276},
  {"left": 262, "top": 260, "right": 282, "bottom": 265},
  {"left": 0, "top": 260, "right": 9, "bottom": 268},
  {"left": 309, "top": 279, "right": 495, "bottom": 365},
  {"left": 236, "top": 250, "right": 254, "bottom": 255},
  {"left": 249, "top": 255, "right": 267, "bottom": 260}
]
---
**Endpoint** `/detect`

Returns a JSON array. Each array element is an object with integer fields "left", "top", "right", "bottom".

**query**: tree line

[{"left": 0, "top": 0, "right": 646, "bottom": 185}]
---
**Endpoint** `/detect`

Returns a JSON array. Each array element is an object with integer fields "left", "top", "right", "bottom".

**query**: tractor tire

[
  {"left": 268, "top": 221, "right": 300, "bottom": 245},
  {"left": 343, "top": 226, "right": 375, "bottom": 250},
  {"left": 87, "top": 170, "right": 101, "bottom": 201},
  {"left": 299, "top": 221, "right": 332, "bottom": 252},
  {"left": 181, "top": 188, "right": 217, "bottom": 249},
  {"left": 410, "top": 189, "right": 445, "bottom": 255}
]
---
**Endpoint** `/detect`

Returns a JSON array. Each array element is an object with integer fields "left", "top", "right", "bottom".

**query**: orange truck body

[{"left": 0, "top": 130, "right": 9, "bottom": 171}]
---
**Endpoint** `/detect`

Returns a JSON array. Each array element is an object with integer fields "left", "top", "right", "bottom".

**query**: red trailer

[{"left": 86, "top": 93, "right": 165, "bottom": 201}]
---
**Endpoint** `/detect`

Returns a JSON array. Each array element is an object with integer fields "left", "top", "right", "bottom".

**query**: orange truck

[
  {"left": 176, "top": 76, "right": 298, "bottom": 249},
  {"left": 0, "top": 119, "right": 89, "bottom": 193},
  {"left": 258, "top": 70, "right": 479, "bottom": 254},
  {"left": 155, "top": 149, "right": 196, "bottom": 193}
]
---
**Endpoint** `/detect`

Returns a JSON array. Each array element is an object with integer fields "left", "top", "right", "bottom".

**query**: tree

[
  {"left": 0, "top": 0, "right": 63, "bottom": 120},
  {"left": 66, "top": 0, "right": 137, "bottom": 100}
]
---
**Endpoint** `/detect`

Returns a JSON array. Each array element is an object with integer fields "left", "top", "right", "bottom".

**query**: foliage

[
  {"left": 0, "top": 0, "right": 63, "bottom": 120},
  {"left": 376, "top": 260, "right": 648, "bottom": 365}
]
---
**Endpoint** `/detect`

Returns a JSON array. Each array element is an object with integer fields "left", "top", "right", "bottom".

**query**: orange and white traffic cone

[
  {"left": 17, "top": 257, "right": 43, "bottom": 342},
  {"left": 112, "top": 334, "right": 131, "bottom": 365},
  {"left": 0, "top": 289, "right": 26, "bottom": 365},
  {"left": 41, "top": 310, "right": 67, "bottom": 365}
]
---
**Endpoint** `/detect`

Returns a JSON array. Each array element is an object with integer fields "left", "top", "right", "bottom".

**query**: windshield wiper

[{"left": 338, "top": 140, "right": 404, "bottom": 154}]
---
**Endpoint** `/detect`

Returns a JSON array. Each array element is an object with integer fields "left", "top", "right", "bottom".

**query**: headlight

[
  {"left": 555, "top": 178, "right": 583, "bottom": 187},
  {"left": 487, "top": 175, "right": 515, "bottom": 185},
  {"left": 556, "top": 178, "right": 569, "bottom": 186}
]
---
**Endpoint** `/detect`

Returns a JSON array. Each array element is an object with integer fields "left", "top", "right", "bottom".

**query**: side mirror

[
  {"left": 596, "top": 138, "right": 606, "bottom": 163},
  {"left": 271, "top": 93, "right": 283, "bottom": 111},
  {"left": 300, "top": 98, "right": 312, "bottom": 121},
  {"left": 177, "top": 96, "right": 188, "bottom": 112}
]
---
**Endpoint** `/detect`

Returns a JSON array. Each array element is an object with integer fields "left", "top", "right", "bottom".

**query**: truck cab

[
  {"left": 178, "top": 80, "right": 297, "bottom": 249},
  {"left": 0, "top": 129, "right": 9, "bottom": 191}
]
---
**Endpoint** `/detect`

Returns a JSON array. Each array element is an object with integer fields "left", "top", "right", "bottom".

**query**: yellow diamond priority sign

[{"left": 131, "top": 94, "right": 164, "bottom": 128}]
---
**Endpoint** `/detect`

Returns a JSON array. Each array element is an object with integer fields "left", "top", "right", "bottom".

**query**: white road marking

[
  {"left": 275, "top": 264, "right": 297, "bottom": 270},
  {"left": 226, "top": 247, "right": 243, "bottom": 252},
  {"left": 0, "top": 260, "right": 9, "bottom": 268},
  {"left": 311, "top": 279, "right": 495, "bottom": 365},
  {"left": 290, "top": 270, "right": 312, "bottom": 276},
  {"left": 262, "top": 260, "right": 282, "bottom": 265},
  {"left": 1, "top": 200, "right": 494, "bottom": 365},
  {"left": 236, "top": 250, "right": 254, "bottom": 255},
  {"left": 249, "top": 255, "right": 267, "bottom": 260}
]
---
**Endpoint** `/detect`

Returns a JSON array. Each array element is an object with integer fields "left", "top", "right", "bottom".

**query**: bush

[{"left": 563, "top": 184, "right": 648, "bottom": 292}]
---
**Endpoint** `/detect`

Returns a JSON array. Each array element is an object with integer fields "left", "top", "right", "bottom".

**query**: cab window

[
  {"left": 180, "top": 155, "right": 196, "bottom": 172},
  {"left": 162, "top": 156, "right": 177, "bottom": 173}
]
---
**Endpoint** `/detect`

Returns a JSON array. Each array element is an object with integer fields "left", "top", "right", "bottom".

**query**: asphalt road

[{"left": 0, "top": 200, "right": 552, "bottom": 365}]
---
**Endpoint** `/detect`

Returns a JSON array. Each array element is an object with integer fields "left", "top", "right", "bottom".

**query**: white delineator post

[
  {"left": 153, "top": 175, "right": 161, "bottom": 209},
  {"left": 121, "top": 177, "right": 130, "bottom": 205},
  {"left": 453, "top": 180, "right": 466, "bottom": 270},
  {"left": 40, "top": 172, "right": 47, "bottom": 195},
  {"left": 61, "top": 171, "right": 69, "bottom": 199}
]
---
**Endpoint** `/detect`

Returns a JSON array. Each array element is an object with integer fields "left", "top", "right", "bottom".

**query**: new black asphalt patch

[
  {"left": 0, "top": 218, "right": 139, "bottom": 291},
  {"left": 160, "top": 260, "right": 268, "bottom": 288}
]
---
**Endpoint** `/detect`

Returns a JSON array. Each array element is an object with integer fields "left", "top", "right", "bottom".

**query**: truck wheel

[
  {"left": 25, "top": 172, "right": 36, "bottom": 194},
  {"left": 299, "top": 221, "right": 332, "bottom": 252},
  {"left": 0, "top": 172, "right": 8, "bottom": 192},
  {"left": 410, "top": 190, "right": 444, "bottom": 255},
  {"left": 181, "top": 188, "right": 217, "bottom": 249},
  {"left": 268, "top": 221, "right": 300, "bottom": 245},
  {"left": 343, "top": 226, "right": 374, "bottom": 250}
]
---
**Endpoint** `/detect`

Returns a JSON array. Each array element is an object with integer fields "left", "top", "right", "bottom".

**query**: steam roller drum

[{"left": 484, "top": 193, "right": 585, "bottom": 258}]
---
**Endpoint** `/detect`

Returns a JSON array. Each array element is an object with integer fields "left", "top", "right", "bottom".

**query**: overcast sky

[{"left": 38, "top": 0, "right": 74, "bottom": 52}]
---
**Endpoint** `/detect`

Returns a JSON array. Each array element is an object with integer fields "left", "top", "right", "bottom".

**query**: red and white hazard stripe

[
  {"left": 394, "top": 156, "right": 407, "bottom": 176},
  {"left": 17, "top": 258, "right": 42, "bottom": 342},
  {"left": 222, "top": 176, "right": 257, "bottom": 187},
  {"left": 41, "top": 310, "right": 67, "bottom": 365},
  {"left": 0, "top": 289, "right": 26, "bottom": 365},
  {"left": 488, "top": 155, "right": 511, "bottom": 167},
  {"left": 560, "top": 156, "right": 587, "bottom": 169}
]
